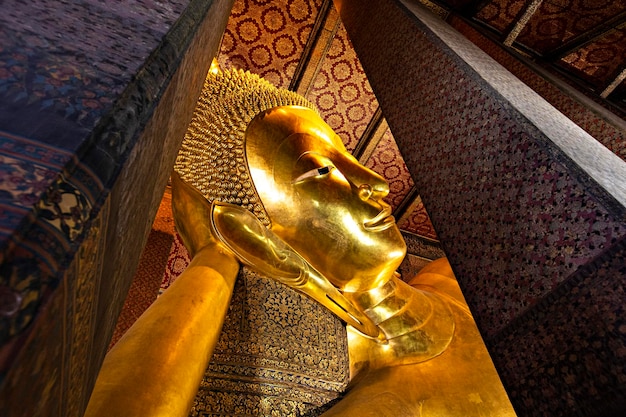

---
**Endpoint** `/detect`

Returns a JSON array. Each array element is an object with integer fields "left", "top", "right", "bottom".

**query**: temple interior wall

[{"left": 335, "top": 0, "right": 626, "bottom": 415}]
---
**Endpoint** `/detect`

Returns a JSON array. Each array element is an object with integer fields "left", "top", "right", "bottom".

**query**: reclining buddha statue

[{"left": 85, "top": 63, "right": 516, "bottom": 417}]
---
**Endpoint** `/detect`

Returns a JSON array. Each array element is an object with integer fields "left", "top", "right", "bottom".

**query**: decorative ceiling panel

[
  {"left": 426, "top": 0, "right": 626, "bottom": 119},
  {"left": 475, "top": 0, "right": 527, "bottom": 33},
  {"left": 516, "top": 0, "right": 626, "bottom": 55},
  {"left": 559, "top": 23, "right": 626, "bottom": 90},
  {"left": 304, "top": 23, "right": 378, "bottom": 152},
  {"left": 217, "top": 0, "right": 322, "bottom": 89}
]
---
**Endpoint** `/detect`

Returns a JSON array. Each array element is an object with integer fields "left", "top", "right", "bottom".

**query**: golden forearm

[{"left": 84, "top": 245, "right": 239, "bottom": 417}]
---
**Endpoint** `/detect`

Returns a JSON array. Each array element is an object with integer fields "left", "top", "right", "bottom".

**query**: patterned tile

[
  {"left": 0, "top": 131, "right": 70, "bottom": 236},
  {"left": 0, "top": 0, "right": 216, "bottom": 347},
  {"left": 305, "top": 21, "right": 378, "bottom": 151},
  {"left": 449, "top": 16, "right": 626, "bottom": 162},
  {"left": 0, "top": 0, "right": 189, "bottom": 144},
  {"left": 490, "top": 237, "right": 626, "bottom": 416},
  {"left": 365, "top": 128, "right": 415, "bottom": 210},
  {"left": 218, "top": 0, "right": 323, "bottom": 89}
]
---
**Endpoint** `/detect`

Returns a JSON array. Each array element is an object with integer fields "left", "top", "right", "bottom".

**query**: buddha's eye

[{"left": 293, "top": 166, "right": 334, "bottom": 183}]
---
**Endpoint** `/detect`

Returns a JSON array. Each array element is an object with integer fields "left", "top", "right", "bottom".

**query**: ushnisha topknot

[{"left": 174, "top": 68, "right": 316, "bottom": 226}]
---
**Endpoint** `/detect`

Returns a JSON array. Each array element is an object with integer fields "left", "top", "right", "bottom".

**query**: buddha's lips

[{"left": 364, "top": 207, "right": 395, "bottom": 231}]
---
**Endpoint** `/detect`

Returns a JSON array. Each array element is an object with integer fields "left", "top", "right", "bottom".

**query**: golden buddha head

[
  {"left": 245, "top": 106, "right": 406, "bottom": 292},
  {"left": 175, "top": 69, "right": 406, "bottom": 294}
]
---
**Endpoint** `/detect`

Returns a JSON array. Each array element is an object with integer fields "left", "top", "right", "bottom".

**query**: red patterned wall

[
  {"left": 365, "top": 128, "right": 415, "bottom": 209},
  {"left": 218, "top": 0, "right": 323, "bottom": 89},
  {"left": 305, "top": 23, "right": 378, "bottom": 151}
]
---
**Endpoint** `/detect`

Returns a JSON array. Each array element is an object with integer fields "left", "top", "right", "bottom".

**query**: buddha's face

[{"left": 246, "top": 106, "right": 406, "bottom": 292}]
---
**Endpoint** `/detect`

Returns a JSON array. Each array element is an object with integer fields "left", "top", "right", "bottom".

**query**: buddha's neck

[{"left": 344, "top": 274, "right": 455, "bottom": 365}]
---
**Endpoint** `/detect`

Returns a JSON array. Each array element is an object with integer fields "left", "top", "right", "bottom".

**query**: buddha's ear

[
  {"left": 210, "top": 201, "right": 305, "bottom": 284},
  {"left": 211, "top": 201, "right": 386, "bottom": 342},
  {"left": 171, "top": 171, "right": 218, "bottom": 258}
]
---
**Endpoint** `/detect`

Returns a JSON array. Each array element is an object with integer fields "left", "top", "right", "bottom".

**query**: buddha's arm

[{"left": 84, "top": 244, "right": 239, "bottom": 417}]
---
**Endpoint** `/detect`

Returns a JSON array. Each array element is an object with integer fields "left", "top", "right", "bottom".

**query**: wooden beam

[
  {"left": 503, "top": 0, "right": 543, "bottom": 46},
  {"left": 289, "top": 0, "right": 335, "bottom": 93},
  {"left": 353, "top": 106, "right": 384, "bottom": 161},
  {"left": 601, "top": 66, "right": 626, "bottom": 98}
]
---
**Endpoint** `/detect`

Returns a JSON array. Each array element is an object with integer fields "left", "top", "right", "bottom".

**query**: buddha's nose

[
  {"left": 358, "top": 184, "right": 373, "bottom": 200},
  {"left": 358, "top": 178, "right": 389, "bottom": 201},
  {"left": 341, "top": 153, "right": 390, "bottom": 200}
]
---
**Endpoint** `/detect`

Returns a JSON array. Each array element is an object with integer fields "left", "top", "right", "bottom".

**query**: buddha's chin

[
  {"left": 350, "top": 238, "right": 406, "bottom": 291},
  {"left": 334, "top": 252, "right": 406, "bottom": 293}
]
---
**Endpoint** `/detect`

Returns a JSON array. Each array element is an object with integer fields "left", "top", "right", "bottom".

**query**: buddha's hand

[{"left": 171, "top": 171, "right": 226, "bottom": 258}]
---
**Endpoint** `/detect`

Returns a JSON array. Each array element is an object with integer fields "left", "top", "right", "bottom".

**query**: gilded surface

[
  {"left": 173, "top": 68, "right": 515, "bottom": 415},
  {"left": 88, "top": 67, "right": 516, "bottom": 417},
  {"left": 175, "top": 69, "right": 315, "bottom": 227}
]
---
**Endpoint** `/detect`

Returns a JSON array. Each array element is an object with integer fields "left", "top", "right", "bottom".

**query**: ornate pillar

[
  {"left": 0, "top": 1, "right": 233, "bottom": 415},
  {"left": 334, "top": 0, "right": 626, "bottom": 415}
]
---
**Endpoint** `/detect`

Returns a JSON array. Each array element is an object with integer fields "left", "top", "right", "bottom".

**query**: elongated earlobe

[{"left": 210, "top": 201, "right": 306, "bottom": 285}]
